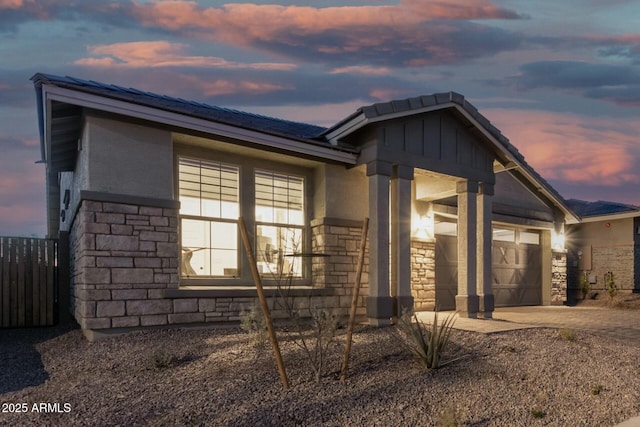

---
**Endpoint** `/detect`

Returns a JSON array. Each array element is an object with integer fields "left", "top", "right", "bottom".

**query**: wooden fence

[{"left": 0, "top": 237, "right": 58, "bottom": 328}]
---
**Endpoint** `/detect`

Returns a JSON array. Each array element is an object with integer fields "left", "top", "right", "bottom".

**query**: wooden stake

[
  {"left": 238, "top": 218, "right": 290, "bottom": 389},
  {"left": 339, "top": 217, "right": 369, "bottom": 382}
]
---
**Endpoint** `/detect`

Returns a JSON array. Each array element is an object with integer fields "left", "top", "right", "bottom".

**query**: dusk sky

[{"left": 1, "top": 0, "right": 639, "bottom": 237}]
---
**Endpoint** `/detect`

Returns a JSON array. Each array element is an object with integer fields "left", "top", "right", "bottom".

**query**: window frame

[
  {"left": 254, "top": 169, "right": 306, "bottom": 280},
  {"left": 178, "top": 156, "right": 241, "bottom": 279},
  {"left": 175, "top": 148, "right": 312, "bottom": 287}
]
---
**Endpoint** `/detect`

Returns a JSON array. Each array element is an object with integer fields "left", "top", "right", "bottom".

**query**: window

[
  {"left": 519, "top": 231, "right": 540, "bottom": 245},
  {"left": 254, "top": 170, "right": 305, "bottom": 278},
  {"left": 493, "top": 228, "right": 515, "bottom": 242},
  {"left": 179, "top": 158, "right": 239, "bottom": 277}
]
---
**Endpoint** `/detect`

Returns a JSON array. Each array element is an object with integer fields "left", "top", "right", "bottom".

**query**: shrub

[
  {"left": 240, "top": 302, "right": 268, "bottom": 350},
  {"left": 396, "top": 310, "right": 461, "bottom": 369},
  {"left": 591, "top": 384, "right": 604, "bottom": 395},
  {"left": 559, "top": 328, "right": 577, "bottom": 342},
  {"left": 531, "top": 408, "right": 546, "bottom": 419},
  {"left": 436, "top": 405, "right": 459, "bottom": 427},
  {"left": 605, "top": 272, "right": 618, "bottom": 301},
  {"left": 147, "top": 348, "right": 174, "bottom": 371},
  {"left": 580, "top": 272, "right": 590, "bottom": 300},
  {"left": 264, "top": 233, "right": 340, "bottom": 383}
]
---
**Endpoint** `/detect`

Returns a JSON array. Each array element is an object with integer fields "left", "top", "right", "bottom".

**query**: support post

[
  {"left": 477, "top": 183, "right": 494, "bottom": 318},
  {"left": 366, "top": 161, "right": 393, "bottom": 325},
  {"left": 391, "top": 164, "right": 414, "bottom": 316},
  {"left": 456, "top": 180, "right": 479, "bottom": 318}
]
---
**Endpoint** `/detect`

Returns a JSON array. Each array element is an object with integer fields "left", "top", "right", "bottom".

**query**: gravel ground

[{"left": 1, "top": 319, "right": 639, "bottom": 427}]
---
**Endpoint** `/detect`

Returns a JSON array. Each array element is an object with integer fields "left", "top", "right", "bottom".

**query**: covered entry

[{"left": 435, "top": 221, "right": 543, "bottom": 309}]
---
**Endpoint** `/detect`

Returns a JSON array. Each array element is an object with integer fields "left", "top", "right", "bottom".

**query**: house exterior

[
  {"left": 33, "top": 73, "right": 578, "bottom": 339},
  {"left": 566, "top": 199, "right": 640, "bottom": 300}
]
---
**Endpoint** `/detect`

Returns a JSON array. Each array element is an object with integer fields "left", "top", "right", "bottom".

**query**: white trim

[
  {"left": 41, "top": 84, "right": 357, "bottom": 165},
  {"left": 325, "top": 103, "right": 455, "bottom": 144},
  {"left": 578, "top": 211, "right": 640, "bottom": 223}
]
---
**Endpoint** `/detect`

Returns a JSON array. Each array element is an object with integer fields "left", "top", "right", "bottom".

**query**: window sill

[{"left": 164, "top": 285, "right": 334, "bottom": 299}]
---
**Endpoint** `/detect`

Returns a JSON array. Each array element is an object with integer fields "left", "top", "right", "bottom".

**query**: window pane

[
  {"left": 179, "top": 158, "right": 239, "bottom": 219},
  {"left": 255, "top": 170, "right": 304, "bottom": 225},
  {"left": 435, "top": 221, "right": 457, "bottom": 236},
  {"left": 181, "top": 218, "right": 237, "bottom": 277},
  {"left": 255, "top": 225, "right": 303, "bottom": 278},
  {"left": 493, "top": 228, "right": 515, "bottom": 242},
  {"left": 519, "top": 231, "right": 540, "bottom": 245}
]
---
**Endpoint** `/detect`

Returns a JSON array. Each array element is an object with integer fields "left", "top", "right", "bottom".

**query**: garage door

[
  {"left": 492, "top": 229, "right": 541, "bottom": 306},
  {"left": 434, "top": 225, "right": 542, "bottom": 309}
]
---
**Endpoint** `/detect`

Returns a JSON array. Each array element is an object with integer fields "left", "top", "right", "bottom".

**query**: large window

[
  {"left": 179, "top": 158, "right": 239, "bottom": 277},
  {"left": 254, "top": 170, "right": 305, "bottom": 278}
]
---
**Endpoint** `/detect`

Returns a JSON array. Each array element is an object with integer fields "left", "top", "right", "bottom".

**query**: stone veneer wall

[
  {"left": 411, "top": 239, "right": 436, "bottom": 311},
  {"left": 311, "top": 219, "right": 369, "bottom": 316},
  {"left": 68, "top": 207, "right": 370, "bottom": 335},
  {"left": 69, "top": 200, "right": 180, "bottom": 330},
  {"left": 551, "top": 251, "right": 567, "bottom": 304}
]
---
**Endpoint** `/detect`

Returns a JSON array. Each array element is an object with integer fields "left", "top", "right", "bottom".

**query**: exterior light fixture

[
  {"left": 413, "top": 214, "right": 434, "bottom": 240},
  {"left": 551, "top": 231, "right": 565, "bottom": 251}
]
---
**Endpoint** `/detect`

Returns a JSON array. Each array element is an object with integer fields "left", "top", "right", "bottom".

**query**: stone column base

[
  {"left": 455, "top": 294, "right": 479, "bottom": 318},
  {"left": 479, "top": 294, "right": 494, "bottom": 319},
  {"left": 366, "top": 296, "right": 394, "bottom": 326}
]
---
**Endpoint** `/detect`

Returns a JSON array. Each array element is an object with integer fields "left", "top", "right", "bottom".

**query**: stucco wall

[
  {"left": 568, "top": 218, "right": 637, "bottom": 291},
  {"left": 85, "top": 115, "right": 173, "bottom": 200},
  {"left": 314, "top": 164, "right": 368, "bottom": 221}
]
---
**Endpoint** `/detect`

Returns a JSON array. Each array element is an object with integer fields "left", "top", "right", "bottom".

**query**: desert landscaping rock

[{"left": 1, "top": 319, "right": 639, "bottom": 426}]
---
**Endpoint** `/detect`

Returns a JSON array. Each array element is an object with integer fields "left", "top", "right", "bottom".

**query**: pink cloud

[
  {"left": 75, "top": 41, "right": 296, "bottom": 71},
  {"left": 0, "top": 0, "right": 23, "bottom": 9},
  {"left": 130, "top": 0, "right": 524, "bottom": 44},
  {"left": 485, "top": 108, "right": 640, "bottom": 187},
  {"left": 330, "top": 66, "right": 392, "bottom": 76}
]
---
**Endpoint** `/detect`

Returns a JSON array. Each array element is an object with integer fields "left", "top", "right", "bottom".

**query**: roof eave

[
  {"left": 576, "top": 210, "right": 640, "bottom": 223},
  {"left": 40, "top": 84, "right": 358, "bottom": 165}
]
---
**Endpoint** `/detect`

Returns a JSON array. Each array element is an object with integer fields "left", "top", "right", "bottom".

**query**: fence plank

[
  {"left": 0, "top": 239, "right": 3, "bottom": 327},
  {"left": 2, "top": 239, "right": 8, "bottom": 327},
  {"left": 0, "top": 237, "right": 58, "bottom": 328},
  {"left": 32, "top": 239, "right": 40, "bottom": 326},
  {"left": 46, "top": 239, "right": 55, "bottom": 326},
  {"left": 17, "top": 238, "right": 26, "bottom": 327},
  {"left": 9, "top": 239, "right": 18, "bottom": 327},
  {"left": 38, "top": 239, "right": 47, "bottom": 326}
]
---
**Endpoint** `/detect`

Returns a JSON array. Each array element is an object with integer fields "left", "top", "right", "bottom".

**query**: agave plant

[{"left": 396, "top": 310, "right": 461, "bottom": 369}]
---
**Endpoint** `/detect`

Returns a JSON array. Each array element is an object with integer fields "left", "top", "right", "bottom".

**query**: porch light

[
  {"left": 413, "top": 214, "right": 434, "bottom": 240},
  {"left": 551, "top": 231, "right": 565, "bottom": 251}
]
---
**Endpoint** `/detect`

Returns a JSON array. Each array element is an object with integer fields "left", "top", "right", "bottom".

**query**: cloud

[
  {"left": 330, "top": 66, "right": 392, "bottom": 76},
  {"left": 123, "top": 0, "right": 527, "bottom": 66},
  {"left": 486, "top": 108, "right": 640, "bottom": 188},
  {"left": 506, "top": 61, "right": 640, "bottom": 106},
  {"left": 75, "top": 41, "right": 297, "bottom": 71}
]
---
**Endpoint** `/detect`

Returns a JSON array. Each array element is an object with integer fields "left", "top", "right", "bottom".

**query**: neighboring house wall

[{"left": 569, "top": 218, "right": 636, "bottom": 291}]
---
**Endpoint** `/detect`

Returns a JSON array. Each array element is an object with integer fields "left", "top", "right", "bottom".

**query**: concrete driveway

[{"left": 415, "top": 305, "right": 640, "bottom": 345}]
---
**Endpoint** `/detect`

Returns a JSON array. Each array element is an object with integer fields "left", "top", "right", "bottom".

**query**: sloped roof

[
  {"left": 325, "top": 92, "right": 578, "bottom": 223},
  {"left": 566, "top": 199, "right": 640, "bottom": 218},
  {"left": 32, "top": 73, "right": 328, "bottom": 141}
]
